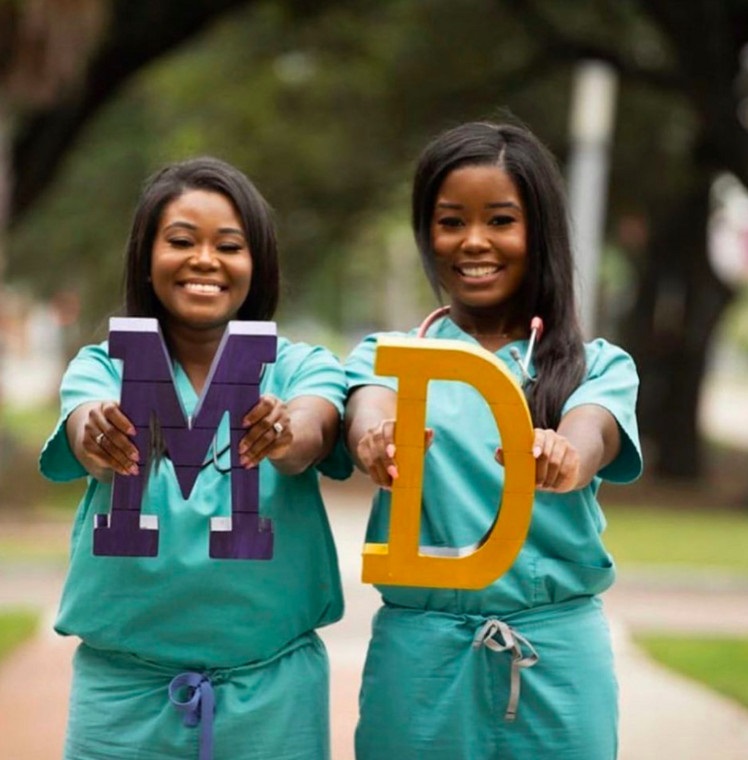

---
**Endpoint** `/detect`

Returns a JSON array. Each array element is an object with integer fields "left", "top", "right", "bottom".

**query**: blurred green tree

[{"left": 4, "top": 0, "right": 748, "bottom": 483}]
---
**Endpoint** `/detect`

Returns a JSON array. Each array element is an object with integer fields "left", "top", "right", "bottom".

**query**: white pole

[{"left": 567, "top": 60, "right": 618, "bottom": 337}]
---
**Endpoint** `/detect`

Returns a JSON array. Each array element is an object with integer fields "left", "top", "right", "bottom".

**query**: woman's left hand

[
  {"left": 530, "top": 428, "right": 581, "bottom": 492},
  {"left": 238, "top": 394, "right": 291, "bottom": 468},
  {"left": 495, "top": 427, "right": 581, "bottom": 493}
]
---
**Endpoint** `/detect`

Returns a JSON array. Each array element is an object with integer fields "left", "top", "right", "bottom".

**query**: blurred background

[{"left": 0, "top": 1, "right": 747, "bottom": 757}]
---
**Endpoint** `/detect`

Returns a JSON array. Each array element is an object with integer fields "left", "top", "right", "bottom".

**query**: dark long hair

[
  {"left": 124, "top": 156, "right": 279, "bottom": 322},
  {"left": 412, "top": 121, "right": 586, "bottom": 429}
]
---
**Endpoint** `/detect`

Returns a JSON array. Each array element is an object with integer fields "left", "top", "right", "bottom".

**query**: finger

[
  {"left": 369, "top": 460, "right": 392, "bottom": 488},
  {"left": 494, "top": 447, "right": 504, "bottom": 467},
  {"left": 424, "top": 428, "right": 435, "bottom": 450},
  {"left": 537, "top": 434, "right": 572, "bottom": 489},
  {"left": 241, "top": 411, "right": 291, "bottom": 467},
  {"left": 240, "top": 404, "right": 281, "bottom": 453},
  {"left": 533, "top": 430, "right": 549, "bottom": 485},
  {"left": 85, "top": 407, "right": 138, "bottom": 475},
  {"left": 550, "top": 450, "right": 581, "bottom": 492},
  {"left": 101, "top": 415, "right": 140, "bottom": 465},
  {"left": 102, "top": 402, "right": 137, "bottom": 436},
  {"left": 545, "top": 442, "right": 570, "bottom": 490},
  {"left": 95, "top": 431, "right": 140, "bottom": 476},
  {"left": 382, "top": 442, "right": 399, "bottom": 480},
  {"left": 532, "top": 429, "right": 545, "bottom": 460},
  {"left": 241, "top": 394, "right": 276, "bottom": 428}
]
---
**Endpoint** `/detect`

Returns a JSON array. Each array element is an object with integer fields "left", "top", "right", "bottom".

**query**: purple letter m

[{"left": 93, "top": 317, "right": 277, "bottom": 560}]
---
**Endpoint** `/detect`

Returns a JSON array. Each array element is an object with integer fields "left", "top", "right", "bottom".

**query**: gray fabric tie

[{"left": 472, "top": 619, "right": 540, "bottom": 721}]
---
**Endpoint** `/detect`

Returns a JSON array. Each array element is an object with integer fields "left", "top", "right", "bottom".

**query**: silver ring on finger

[
  {"left": 272, "top": 421, "right": 284, "bottom": 436},
  {"left": 95, "top": 432, "right": 105, "bottom": 446}
]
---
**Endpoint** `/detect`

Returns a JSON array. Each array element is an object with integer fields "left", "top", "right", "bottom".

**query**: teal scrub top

[
  {"left": 40, "top": 336, "right": 348, "bottom": 670},
  {"left": 345, "top": 316, "right": 642, "bottom": 617}
]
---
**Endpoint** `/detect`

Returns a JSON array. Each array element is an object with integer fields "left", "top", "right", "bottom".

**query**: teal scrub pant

[
  {"left": 355, "top": 597, "right": 618, "bottom": 760},
  {"left": 65, "top": 632, "right": 330, "bottom": 760}
]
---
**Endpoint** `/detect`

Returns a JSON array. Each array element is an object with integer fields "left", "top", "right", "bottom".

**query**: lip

[
  {"left": 454, "top": 262, "right": 505, "bottom": 280},
  {"left": 178, "top": 280, "right": 227, "bottom": 294}
]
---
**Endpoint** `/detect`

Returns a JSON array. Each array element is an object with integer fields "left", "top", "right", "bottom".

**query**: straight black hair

[{"left": 412, "top": 121, "right": 586, "bottom": 429}]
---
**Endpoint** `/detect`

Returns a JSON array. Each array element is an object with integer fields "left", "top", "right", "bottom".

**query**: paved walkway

[{"left": 1, "top": 476, "right": 747, "bottom": 759}]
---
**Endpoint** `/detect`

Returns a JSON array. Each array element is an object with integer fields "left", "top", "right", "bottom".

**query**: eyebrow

[
  {"left": 163, "top": 221, "right": 245, "bottom": 236},
  {"left": 435, "top": 201, "right": 521, "bottom": 211}
]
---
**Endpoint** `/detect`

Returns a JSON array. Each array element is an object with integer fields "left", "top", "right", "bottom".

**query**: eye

[
  {"left": 217, "top": 242, "right": 245, "bottom": 254},
  {"left": 489, "top": 215, "right": 515, "bottom": 226},
  {"left": 435, "top": 216, "right": 464, "bottom": 228},
  {"left": 168, "top": 237, "right": 193, "bottom": 249}
]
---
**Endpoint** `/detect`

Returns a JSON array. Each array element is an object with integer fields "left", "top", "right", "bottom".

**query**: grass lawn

[
  {"left": 0, "top": 609, "right": 39, "bottom": 663},
  {"left": 603, "top": 504, "right": 748, "bottom": 575},
  {"left": 635, "top": 634, "right": 748, "bottom": 709}
]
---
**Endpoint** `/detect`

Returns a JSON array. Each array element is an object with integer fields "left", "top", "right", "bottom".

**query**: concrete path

[{"left": 1, "top": 476, "right": 747, "bottom": 759}]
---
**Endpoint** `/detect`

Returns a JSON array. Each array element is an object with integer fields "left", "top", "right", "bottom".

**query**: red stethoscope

[{"left": 417, "top": 305, "right": 544, "bottom": 386}]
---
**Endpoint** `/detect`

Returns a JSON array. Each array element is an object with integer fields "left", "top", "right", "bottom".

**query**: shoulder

[
  {"left": 274, "top": 336, "right": 341, "bottom": 370},
  {"left": 582, "top": 338, "right": 638, "bottom": 381},
  {"left": 64, "top": 340, "right": 122, "bottom": 385},
  {"left": 345, "top": 330, "right": 414, "bottom": 388},
  {"left": 267, "top": 335, "right": 346, "bottom": 406},
  {"left": 346, "top": 330, "right": 413, "bottom": 360}
]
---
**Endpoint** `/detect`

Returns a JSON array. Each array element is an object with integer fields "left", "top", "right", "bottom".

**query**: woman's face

[
  {"left": 150, "top": 189, "right": 252, "bottom": 338},
  {"left": 430, "top": 164, "right": 528, "bottom": 313}
]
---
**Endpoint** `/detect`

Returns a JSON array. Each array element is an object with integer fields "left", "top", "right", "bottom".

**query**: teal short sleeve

[
  {"left": 39, "top": 343, "right": 122, "bottom": 483},
  {"left": 562, "top": 339, "right": 642, "bottom": 484},
  {"left": 344, "top": 333, "right": 401, "bottom": 391},
  {"left": 273, "top": 339, "right": 347, "bottom": 415}
]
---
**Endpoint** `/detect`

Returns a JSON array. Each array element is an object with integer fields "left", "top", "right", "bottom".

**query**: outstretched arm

[
  {"left": 66, "top": 401, "right": 140, "bottom": 482},
  {"left": 525, "top": 404, "right": 621, "bottom": 492},
  {"left": 239, "top": 394, "right": 341, "bottom": 476},
  {"left": 345, "top": 385, "right": 399, "bottom": 487}
]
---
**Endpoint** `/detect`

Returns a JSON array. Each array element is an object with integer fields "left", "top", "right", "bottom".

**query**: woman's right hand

[
  {"left": 75, "top": 401, "right": 140, "bottom": 477},
  {"left": 356, "top": 421, "right": 434, "bottom": 489},
  {"left": 356, "top": 419, "right": 399, "bottom": 488}
]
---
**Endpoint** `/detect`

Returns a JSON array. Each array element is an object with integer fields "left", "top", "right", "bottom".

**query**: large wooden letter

[
  {"left": 362, "top": 337, "right": 535, "bottom": 589},
  {"left": 94, "top": 317, "right": 277, "bottom": 559}
]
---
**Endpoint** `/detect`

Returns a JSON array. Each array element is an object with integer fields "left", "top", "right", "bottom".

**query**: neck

[
  {"left": 446, "top": 304, "right": 528, "bottom": 350},
  {"left": 164, "top": 323, "right": 225, "bottom": 394}
]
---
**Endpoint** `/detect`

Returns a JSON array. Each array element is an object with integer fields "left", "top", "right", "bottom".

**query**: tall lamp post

[{"left": 567, "top": 60, "right": 618, "bottom": 338}]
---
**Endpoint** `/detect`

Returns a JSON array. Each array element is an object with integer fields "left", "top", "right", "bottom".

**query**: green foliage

[
  {"left": 0, "top": 403, "right": 82, "bottom": 515},
  {"left": 1, "top": 403, "right": 60, "bottom": 447},
  {"left": 603, "top": 504, "right": 748, "bottom": 574},
  {"left": 636, "top": 634, "right": 748, "bottom": 709},
  {"left": 5, "top": 0, "right": 585, "bottom": 335},
  {"left": 0, "top": 609, "right": 39, "bottom": 663}
]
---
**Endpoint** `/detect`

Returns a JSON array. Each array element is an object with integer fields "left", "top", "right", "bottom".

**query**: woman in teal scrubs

[
  {"left": 345, "top": 121, "right": 642, "bottom": 759},
  {"left": 40, "top": 157, "right": 348, "bottom": 759}
]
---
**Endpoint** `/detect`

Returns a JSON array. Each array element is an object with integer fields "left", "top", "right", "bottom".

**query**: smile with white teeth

[
  {"left": 458, "top": 264, "right": 501, "bottom": 277},
  {"left": 182, "top": 282, "right": 224, "bottom": 294}
]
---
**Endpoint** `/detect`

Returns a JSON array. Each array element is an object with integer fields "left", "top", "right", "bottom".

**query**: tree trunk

[{"left": 624, "top": 181, "right": 734, "bottom": 479}]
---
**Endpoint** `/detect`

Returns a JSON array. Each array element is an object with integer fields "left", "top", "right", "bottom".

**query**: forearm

[
  {"left": 556, "top": 405, "right": 621, "bottom": 489},
  {"left": 270, "top": 397, "right": 340, "bottom": 476},
  {"left": 345, "top": 386, "right": 397, "bottom": 473}
]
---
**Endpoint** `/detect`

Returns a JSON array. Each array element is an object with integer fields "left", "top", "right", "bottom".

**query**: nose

[
  {"left": 461, "top": 224, "right": 490, "bottom": 253},
  {"left": 191, "top": 243, "right": 218, "bottom": 269}
]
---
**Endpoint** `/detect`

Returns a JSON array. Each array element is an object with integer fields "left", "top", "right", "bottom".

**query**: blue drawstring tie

[{"left": 169, "top": 672, "right": 215, "bottom": 760}]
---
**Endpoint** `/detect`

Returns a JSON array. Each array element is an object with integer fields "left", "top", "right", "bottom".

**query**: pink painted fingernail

[
  {"left": 386, "top": 444, "right": 396, "bottom": 459},
  {"left": 533, "top": 446, "right": 542, "bottom": 458},
  {"left": 386, "top": 465, "right": 399, "bottom": 480}
]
